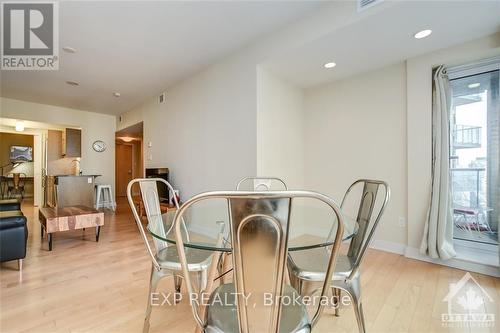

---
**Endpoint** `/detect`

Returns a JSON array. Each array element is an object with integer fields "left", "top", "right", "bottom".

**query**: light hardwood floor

[{"left": 1, "top": 198, "right": 498, "bottom": 333}]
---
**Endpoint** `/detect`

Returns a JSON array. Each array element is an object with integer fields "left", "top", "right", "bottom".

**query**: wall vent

[
  {"left": 358, "top": 0, "right": 382, "bottom": 12},
  {"left": 158, "top": 92, "right": 166, "bottom": 104}
]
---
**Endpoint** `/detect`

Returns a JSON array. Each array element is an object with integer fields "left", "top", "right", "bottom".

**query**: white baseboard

[
  {"left": 369, "top": 239, "right": 406, "bottom": 255},
  {"left": 404, "top": 247, "right": 499, "bottom": 277}
]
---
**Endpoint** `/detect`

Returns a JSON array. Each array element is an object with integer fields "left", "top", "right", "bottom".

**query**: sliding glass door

[{"left": 449, "top": 61, "right": 499, "bottom": 248}]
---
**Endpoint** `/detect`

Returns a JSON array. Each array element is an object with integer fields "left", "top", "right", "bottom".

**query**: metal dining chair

[
  {"left": 236, "top": 177, "right": 288, "bottom": 191},
  {"left": 174, "top": 190, "right": 345, "bottom": 333},
  {"left": 127, "top": 178, "right": 223, "bottom": 333},
  {"left": 287, "top": 179, "right": 390, "bottom": 333}
]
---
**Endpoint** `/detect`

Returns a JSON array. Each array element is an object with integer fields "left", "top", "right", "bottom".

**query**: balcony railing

[
  {"left": 453, "top": 125, "right": 481, "bottom": 148},
  {"left": 451, "top": 168, "right": 485, "bottom": 208}
]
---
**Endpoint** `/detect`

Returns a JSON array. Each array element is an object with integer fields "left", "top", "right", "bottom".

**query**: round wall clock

[{"left": 92, "top": 140, "right": 107, "bottom": 152}]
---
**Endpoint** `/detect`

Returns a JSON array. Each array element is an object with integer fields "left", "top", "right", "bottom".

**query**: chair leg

[
  {"left": 144, "top": 266, "right": 162, "bottom": 333},
  {"left": 332, "top": 287, "right": 341, "bottom": 316},
  {"left": 18, "top": 259, "right": 23, "bottom": 271},
  {"left": 196, "top": 270, "right": 208, "bottom": 292},
  {"left": 345, "top": 277, "right": 365, "bottom": 333},
  {"left": 351, "top": 294, "right": 366, "bottom": 333}
]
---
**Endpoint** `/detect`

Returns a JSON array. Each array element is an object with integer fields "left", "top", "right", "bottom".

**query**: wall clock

[{"left": 92, "top": 140, "right": 107, "bottom": 152}]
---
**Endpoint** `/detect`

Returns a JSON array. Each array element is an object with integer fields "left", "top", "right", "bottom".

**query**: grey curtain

[{"left": 420, "top": 65, "right": 456, "bottom": 260}]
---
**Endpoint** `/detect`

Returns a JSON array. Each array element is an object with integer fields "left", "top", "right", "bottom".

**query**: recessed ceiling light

[
  {"left": 324, "top": 62, "right": 336, "bottom": 69},
  {"left": 414, "top": 29, "right": 432, "bottom": 39},
  {"left": 468, "top": 83, "right": 480, "bottom": 89},
  {"left": 113, "top": 92, "right": 121, "bottom": 97},
  {"left": 62, "top": 46, "right": 77, "bottom": 53},
  {"left": 66, "top": 80, "right": 79, "bottom": 86},
  {"left": 15, "top": 121, "right": 25, "bottom": 132}
]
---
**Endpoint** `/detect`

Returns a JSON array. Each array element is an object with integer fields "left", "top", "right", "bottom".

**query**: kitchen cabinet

[{"left": 62, "top": 128, "right": 81, "bottom": 157}]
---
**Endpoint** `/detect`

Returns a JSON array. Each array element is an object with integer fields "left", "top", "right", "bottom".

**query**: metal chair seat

[
  {"left": 156, "top": 246, "right": 212, "bottom": 272},
  {"left": 288, "top": 250, "right": 355, "bottom": 281},
  {"left": 205, "top": 283, "right": 311, "bottom": 333}
]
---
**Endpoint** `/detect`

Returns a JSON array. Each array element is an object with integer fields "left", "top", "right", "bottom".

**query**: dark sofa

[{"left": 0, "top": 199, "right": 28, "bottom": 270}]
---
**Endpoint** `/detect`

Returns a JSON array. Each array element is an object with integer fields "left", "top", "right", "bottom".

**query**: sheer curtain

[{"left": 420, "top": 65, "right": 456, "bottom": 260}]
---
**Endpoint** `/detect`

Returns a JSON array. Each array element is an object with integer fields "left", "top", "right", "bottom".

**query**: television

[{"left": 10, "top": 146, "right": 33, "bottom": 162}]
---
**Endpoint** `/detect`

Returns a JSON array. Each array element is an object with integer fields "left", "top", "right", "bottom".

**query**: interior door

[{"left": 115, "top": 143, "right": 133, "bottom": 197}]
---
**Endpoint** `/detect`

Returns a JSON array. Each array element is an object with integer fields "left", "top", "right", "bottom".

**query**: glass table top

[{"left": 147, "top": 210, "right": 359, "bottom": 252}]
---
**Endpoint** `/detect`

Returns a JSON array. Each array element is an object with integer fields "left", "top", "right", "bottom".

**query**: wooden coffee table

[{"left": 39, "top": 206, "right": 104, "bottom": 251}]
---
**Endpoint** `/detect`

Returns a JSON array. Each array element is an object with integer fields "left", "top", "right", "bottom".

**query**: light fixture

[
  {"left": 324, "top": 62, "right": 336, "bottom": 69},
  {"left": 66, "top": 80, "right": 79, "bottom": 86},
  {"left": 119, "top": 137, "right": 134, "bottom": 142},
  {"left": 468, "top": 83, "right": 480, "bottom": 89},
  {"left": 113, "top": 92, "right": 121, "bottom": 97},
  {"left": 62, "top": 46, "right": 77, "bottom": 53},
  {"left": 15, "top": 121, "right": 25, "bottom": 132},
  {"left": 414, "top": 29, "right": 432, "bottom": 39}
]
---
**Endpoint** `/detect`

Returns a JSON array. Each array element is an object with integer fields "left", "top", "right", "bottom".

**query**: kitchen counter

[{"left": 45, "top": 175, "right": 100, "bottom": 208}]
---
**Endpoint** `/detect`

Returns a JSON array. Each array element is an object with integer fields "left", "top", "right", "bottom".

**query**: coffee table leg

[
  {"left": 96, "top": 226, "right": 101, "bottom": 242},
  {"left": 48, "top": 233, "right": 53, "bottom": 251}
]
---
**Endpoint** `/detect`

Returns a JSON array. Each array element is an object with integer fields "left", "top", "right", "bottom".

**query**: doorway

[{"left": 115, "top": 122, "right": 143, "bottom": 197}]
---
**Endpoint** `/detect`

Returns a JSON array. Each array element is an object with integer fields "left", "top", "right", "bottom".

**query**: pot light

[
  {"left": 113, "top": 92, "right": 121, "bottom": 97},
  {"left": 468, "top": 83, "right": 480, "bottom": 89},
  {"left": 62, "top": 46, "right": 77, "bottom": 53},
  {"left": 15, "top": 121, "right": 25, "bottom": 132},
  {"left": 66, "top": 80, "right": 79, "bottom": 86},
  {"left": 324, "top": 62, "right": 336, "bottom": 69},
  {"left": 414, "top": 29, "right": 432, "bottom": 39},
  {"left": 119, "top": 137, "right": 134, "bottom": 142}
]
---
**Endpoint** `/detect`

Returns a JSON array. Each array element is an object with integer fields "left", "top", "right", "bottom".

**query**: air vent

[
  {"left": 158, "top": 92, "right": 166, "bottom": 104},
  {"left": 358, "top": 0, "right": 382, "bottom": 12}
]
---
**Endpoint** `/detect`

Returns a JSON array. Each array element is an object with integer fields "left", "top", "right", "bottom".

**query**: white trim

[
  {"left": 454, "top": 244, "right": 498, "bottom": 267},
  {"left": 369, "top": 239, "right": 406, "bottom": 255},
  {"left": 405, "top": 247, "right": 499, "bottom": 277}
]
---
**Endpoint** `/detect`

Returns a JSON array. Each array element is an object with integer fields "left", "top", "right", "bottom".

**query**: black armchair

[{"left": 0, "top": 199, "right": 28, "bottom": 270}]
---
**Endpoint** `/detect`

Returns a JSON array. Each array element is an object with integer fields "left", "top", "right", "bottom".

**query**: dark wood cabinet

[{"left": 62, "top": 128, "right": 81, "bottom": 157}]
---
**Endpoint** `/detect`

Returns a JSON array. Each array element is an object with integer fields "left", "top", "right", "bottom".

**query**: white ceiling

[
  {"left": 0, "top": 0, "right": 323, "bottom": 115},
  {"left": 264, "top": 0, "right": 500, "bottom": 88}
]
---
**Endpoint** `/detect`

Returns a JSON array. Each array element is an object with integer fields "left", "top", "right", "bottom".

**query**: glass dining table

[{"left": 147, "top": 210, "right": 359, "bottom": 252}]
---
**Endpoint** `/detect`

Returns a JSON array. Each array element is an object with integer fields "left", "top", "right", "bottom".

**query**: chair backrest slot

[
  {"left": 236, "top": 177, "right": 288, "bottom": 191},
  {"left": 230, "top": 197, "right": 290, "bottom": 333}
]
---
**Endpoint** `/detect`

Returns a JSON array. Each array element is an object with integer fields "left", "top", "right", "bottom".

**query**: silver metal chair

[
  {"left": 236, "top": 177, "right": 288, "bottom": 191},
  {"left": 127, "top": 178, "right": 221, "bottom": 333},
  {"left": 287, "top": 179, "right": 390, "bottom": 333},
  {"left": 174, "top": 190, "right": 345, "bottom": 333}
]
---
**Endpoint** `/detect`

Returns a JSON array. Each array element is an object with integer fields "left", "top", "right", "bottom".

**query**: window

[{"left": 449, "top": 58, "right": 500, "bottom": 249}]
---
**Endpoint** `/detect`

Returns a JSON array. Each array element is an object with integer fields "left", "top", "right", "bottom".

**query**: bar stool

[{"left": 95, "top": 184, "right": 116, "bottom": 211}]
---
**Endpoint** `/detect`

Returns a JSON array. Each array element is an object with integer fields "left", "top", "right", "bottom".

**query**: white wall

[
  {"left": 257, "top": 67, "right": 304, "bottom": 188},
  {"left": 406, "top": 33, "right": 500, "bottom": 250},
  {"left": 0, "top": 97, "right": 116, "bottom": 196},
  {"left": 118, "top": 53, "right": 257, "bottom": 199},
  {"left": 303, "top": 63, "right": 407, "bottom": 246}
]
